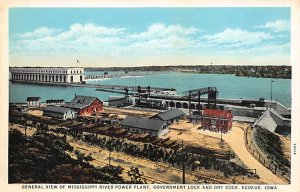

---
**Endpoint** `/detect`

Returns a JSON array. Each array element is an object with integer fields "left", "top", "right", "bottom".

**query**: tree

[{"left": 127, "top": 166, "right": 147, "bottom": 184}]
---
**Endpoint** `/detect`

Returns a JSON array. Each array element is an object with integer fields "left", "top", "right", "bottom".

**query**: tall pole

[
  {"left": 271, "top": 79, "right": 273, "bottom": 103},
  {"left": 220, "top": 118, "right": 223, "bottom": 142},
  {"left": 182, "top": 139, "right": 185, "bottom": 184},
  {"left": 108, "top": 150, "right": 111, "bottom": 166},
  {"left": 189, "top": 91, "right": 191, "bottom": 115},
  {"left": 198, "top": 90, "right": 201, "bottom": 114},
  {"left": 221, "top": 128, "right": 223, "bottom": 142}
]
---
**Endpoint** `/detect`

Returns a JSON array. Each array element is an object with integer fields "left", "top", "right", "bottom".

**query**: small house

[
  {"left": 26, "top": 97, "right": 41, "bottom": 108},
  {"left": 120, "top": 116, "right": 168, "bottom": 136},
  {"left": 43, "top": 106, "right": 76, "bottom": 120}
]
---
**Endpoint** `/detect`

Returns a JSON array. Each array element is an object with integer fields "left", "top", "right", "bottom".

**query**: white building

[
  {"left": 43, "top": 106, "right": 76, "bottom": 120},
  {"left": 26, "top": 97, "right": 41, "bottom": 108},
  {"left": 10, "top": 67, "right": 84, "bottom": 83}
]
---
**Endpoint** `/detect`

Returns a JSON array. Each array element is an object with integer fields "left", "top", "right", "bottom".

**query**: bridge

[
  {"left": 11, "top": 79, "right": 175, "bottom": 92},
  {"left": 84, "top": 72, "right": 154, "bottom": 80}
]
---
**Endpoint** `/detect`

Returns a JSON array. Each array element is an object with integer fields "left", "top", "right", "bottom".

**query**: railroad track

[{"left": 92, "top": 159, "right": 168, "bottom": 184}]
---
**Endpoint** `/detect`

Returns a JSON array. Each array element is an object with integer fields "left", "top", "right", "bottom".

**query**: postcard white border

[{"left": 1, "top": 0, "right": 299, "bottom": 192}]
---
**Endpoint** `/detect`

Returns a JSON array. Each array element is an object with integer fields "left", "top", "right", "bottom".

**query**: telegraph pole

[
  {"left": 220, "top": 118, "right": 223, "bottom": 142},
  {"left": 271, "top": 79, "right": 273, "bottom": 102},
  {"left": 270, "top": 79, "right": 274, "bottom": 109},
  {"left": 108, "top": 150, "right": 111, "bottom": 166},
  {"left": 189, "top": 90, "right": 192, "bottom": 115},
  {"left": 182, "top": 140, "right": 186, "bottom": 184},
  {"left": 221, "top": 128, "right": 223, "bottom": 142}
]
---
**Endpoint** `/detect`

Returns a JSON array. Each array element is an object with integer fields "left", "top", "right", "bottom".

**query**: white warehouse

[{"left": 10, "top": 67, "right": 85, "bottom": 83}]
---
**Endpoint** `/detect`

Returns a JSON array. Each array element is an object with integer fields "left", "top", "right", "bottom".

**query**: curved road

[{"left": 196, "top": 125, "right": 287, "bottom": 184}]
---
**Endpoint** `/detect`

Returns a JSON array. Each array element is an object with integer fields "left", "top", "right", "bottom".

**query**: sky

[{"left": 9, "top": 8, "right": 290, "bottom": 67}]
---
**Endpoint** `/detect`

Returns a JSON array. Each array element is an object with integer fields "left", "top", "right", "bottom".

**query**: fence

[{"left": 244, "top": 126, "right": 290, "bottom": 182}]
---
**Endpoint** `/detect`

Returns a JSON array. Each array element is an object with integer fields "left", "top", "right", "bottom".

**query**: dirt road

[
  {"left": 195, "top": 123, "right": 287, "bottom": 184},
  {"left": 9, "top": 123, "right": 262, "bottom": 184}
]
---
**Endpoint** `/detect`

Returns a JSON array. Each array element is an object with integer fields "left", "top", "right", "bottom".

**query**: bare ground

[
  {"left": 162, "top": 120, "right": 230, "bottom": 152},
  {"left": 26, "top": 109, "right": 43, "bottom": 117},
  {"left": 194, "top": 122, "right": 287, "bottom": 184},
  {"left": 10, "top": 123, "right": 262, "bottom": 184},
  {"left": 19, "top": 108, "right": 287, "bottom": 184}
]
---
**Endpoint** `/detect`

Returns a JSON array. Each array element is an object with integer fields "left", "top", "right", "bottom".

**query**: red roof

[{"left": 202, "top": 109, "right": 232, "bottom": 118}]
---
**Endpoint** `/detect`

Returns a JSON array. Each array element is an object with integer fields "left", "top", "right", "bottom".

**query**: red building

[
  {"left": 66, "top": 95, "right": 103, "bottom": 115},
  {"left": 201, "top": 109, "right": 233, "bottom": 133}
]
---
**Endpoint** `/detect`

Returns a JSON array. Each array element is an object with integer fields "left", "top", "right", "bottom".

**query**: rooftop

[
  {"left": 43, "top": 106, "right": 74, "bottom": 114},
  {"left": 202, "top": 109, "right": 232, "bottom": 118},
  {"left": 46, "top": 99, "right": 65, "bottom": 103},
  {"left": 27, "top": 97, "right": 40, "bottom": 102},
  {"left": 66, "top": 95, "right": 102, "bottom": 109},
  {"left": 120, "top": 116, "right": 166, "bottom": 131},
  {"left": 152, "top": 108, "right": 185, "bottom": 121}
]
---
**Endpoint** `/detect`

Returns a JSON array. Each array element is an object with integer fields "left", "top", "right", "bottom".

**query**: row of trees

[
  {"left": 85, "top": 65, "right": 291, "bottom": 79},
  {"left": 9, "top": 128, "right": 144, "bottom": 184},
  {"left": 54, "top": 128, "right": 257, "bottom": 178}
]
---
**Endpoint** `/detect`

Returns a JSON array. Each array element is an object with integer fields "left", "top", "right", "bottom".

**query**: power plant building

[{"left": 10, "top": 67, "right": 84, "bottom": 83}]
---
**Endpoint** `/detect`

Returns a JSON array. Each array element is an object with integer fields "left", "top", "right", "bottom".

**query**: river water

[{"left": 9, "top": 71, "right": 291, "bottom": 107}]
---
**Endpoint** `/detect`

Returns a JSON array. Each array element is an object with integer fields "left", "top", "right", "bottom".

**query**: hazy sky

[{"left": 9, "top": 8, "right": 290, "bottom": 67}]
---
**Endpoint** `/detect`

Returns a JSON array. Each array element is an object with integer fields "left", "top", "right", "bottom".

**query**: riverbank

[{"left": 85, "top": 65, "right": 291, "bottom": 79}]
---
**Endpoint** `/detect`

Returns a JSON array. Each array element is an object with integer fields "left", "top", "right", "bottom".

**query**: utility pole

[
  {"left": 198, "top": 90, "right": 201, "bottom": 114},
  {"left": 181, "top": 139, "right": 185, "bottom": 184},
  {"left": 188, "top": 90, "right": 192, "bottom": 115},
  {"left": 271, "top": 79, "right": 273, "bottom": 102},
  {"left": 220, "top": 118, "right": 223, "bottom": 142},
  {"left": 108, "top": 150, "right": 111, "bottom": 166},
  {"left": 270, "top": 79, "right": 274, "bottom": 109},
  {"left": 221, "top": 128, "right": 223, "bottom": 142}
]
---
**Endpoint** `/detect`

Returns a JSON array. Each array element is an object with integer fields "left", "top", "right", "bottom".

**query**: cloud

[
  {"left": 201, "top": 28, "right": 272, "bottom": 47},
  {"left": 126, "top": 23, "right": 199, "bottom": 53},
  {"left": 129, "top": 23, "right": 198, "bottom": 40},
  {"left": 128, "top": 35, "right": 195, "bottom": 53},
  {"left": 225, "top": 42, "right": 290, "bottom": 55},
  {"left": 58, "top": 23, "right": 126, "bottom": 40},
  {"left": 13, "top": 23, "right": 199, "bottom": 55},
  {"left": 255, "top": 20, "right": 290, "bottom": 32},
  {"left": 17, "top": 27, "right": 59, "bottom": 39},
  {"left": 13, "top": 23, "right": 128, "bottom": 54},
  {"left": 10, "top": 22, "right": 289, "bottom": 66}
]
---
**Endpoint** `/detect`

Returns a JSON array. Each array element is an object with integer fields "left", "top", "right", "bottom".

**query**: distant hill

[{"left": 85, "top": 65, "right": 291, "bottom": 79}]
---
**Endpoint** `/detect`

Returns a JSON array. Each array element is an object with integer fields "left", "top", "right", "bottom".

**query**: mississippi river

[{"left": 9, "top": 71, "right": 291, "bottom": 107}]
